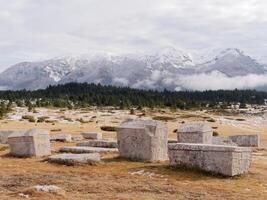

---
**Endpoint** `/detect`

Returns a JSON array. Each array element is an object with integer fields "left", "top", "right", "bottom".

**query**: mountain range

[{"left": 0, "top": 47, "right": 267, "bottom": 91}]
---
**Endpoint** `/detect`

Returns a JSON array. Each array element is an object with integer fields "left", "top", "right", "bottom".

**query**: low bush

[{"left": 100, "top": 126, "right": 117, "bottom": 132}]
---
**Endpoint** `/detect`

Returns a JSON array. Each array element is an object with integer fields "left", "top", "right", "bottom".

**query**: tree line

[{"left": 0, "top": 83, "right": 266, "bottom": 110}]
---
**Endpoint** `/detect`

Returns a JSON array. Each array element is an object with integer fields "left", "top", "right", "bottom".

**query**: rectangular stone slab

[
  {"left": 229, "top": 135, "right": 260, "bottom": 147},
  {"left": 59, "top": 146, "right": 118, "bottom": 153},
  {"left": 48, "top": 153, "right": 100, "bottom": 165},
  {"left": 50, "top": 134, "right": 72, "bottom": 142},
  {"left": 81, "top": 132, "right": 102, "bottom": 140},
  {"left": 168, "top": 143, "right": 252, "bottom": 176},
  {"left": 77, "top": 140, "right": 118, "bottom": 148}
]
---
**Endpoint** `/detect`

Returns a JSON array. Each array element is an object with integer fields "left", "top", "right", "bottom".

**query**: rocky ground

[{"left": 0, "top": 107, "right": 267, "bottom": 200}]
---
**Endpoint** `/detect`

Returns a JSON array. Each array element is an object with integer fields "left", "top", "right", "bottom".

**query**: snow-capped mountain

[
  {"left": 0, "top": 47, "right": 266, "bottom": 91},
  {"left": 196, "top": 48, "right": 266, "bottom": 76}
]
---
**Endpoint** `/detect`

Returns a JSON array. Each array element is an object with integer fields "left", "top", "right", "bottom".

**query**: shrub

[
  {"left": 37, "top": 116, "right": 49, "bottom": 123},
  {"left": 207, "top": 118, "right": 216, "bottom": 123},
  {"left": 51, "top": 128, "right": 62, "bottom": 132},
  {"left": 22, "top": 115, "right": 35, "bottom": 123},
  {"left": 100, "top": 126, "right": 117, "bottom": 132},
  {"left": 153, "top": 116, "right": 175, "bottom": 121},
  {"left": 130, "top": 108, "right": 135, "bottom": 115},
  {"left": 213, "top": 131, "right": 219, "bottom": 137},
  {"left": 76, "top": 118, "right": 90, "bottom": 123}
]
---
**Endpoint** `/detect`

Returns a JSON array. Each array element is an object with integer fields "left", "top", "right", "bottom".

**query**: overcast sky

[{"left": 0, "top": 0, "right": 267, "bottom": 72}]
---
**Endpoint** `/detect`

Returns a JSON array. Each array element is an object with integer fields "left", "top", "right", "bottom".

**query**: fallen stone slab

[
  {"left": 81, "top": 132, "right": 102, "bottom": 140},
  {"left": 229, "top": 135, "right": 260, "bottom": 147},
  {"left": 177, "top": 122, "right": 213, "bottom": 144},
  {"left": 8, "top": 129, "right": 51, "bottom": 157},
  {"left": 77, "top": 140, "right": 118, "bottom": 148},
  {"left": 212, "top": 136, "right": 237, "bottom": 146},
  {"left": 50, "top": 134, "right": 72, "bottom": 142},
  {"left": 48, "top": 153, "right": 100, "bottom": 165},
  {"left": 168, "top": 143, "right": 252, "bottom": 176},
  {"left": 117, "top": 119, "right": 168, "bottom": 161},
  {"left": 59, "top": 146, "right": 118, "bottom": 154}
]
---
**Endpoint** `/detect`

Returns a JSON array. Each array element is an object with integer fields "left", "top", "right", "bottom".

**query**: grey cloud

[{"left": 0, "top": 0, "right": 267, "bottom": 71}]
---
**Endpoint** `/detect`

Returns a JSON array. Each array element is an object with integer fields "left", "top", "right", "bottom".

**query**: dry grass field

[{"left": 0, "top": 107, "right": 267, "bottom": 200}]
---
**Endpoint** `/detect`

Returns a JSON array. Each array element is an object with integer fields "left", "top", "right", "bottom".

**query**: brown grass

[{"left": 0, "top": 108, "right": 267, "bottom": 199}]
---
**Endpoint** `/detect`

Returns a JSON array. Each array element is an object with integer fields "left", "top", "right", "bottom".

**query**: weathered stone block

[
  {"left": 0, "top": 131, "right": 13, "bottom": 144},
  {"left": 117, "top": 119, "right": 168, "bottom": 161},
  {"left": 7, "top": 129, "right": 51, "bottom": 157},
  {"left": 212, "top": 136, "right": 237, "bottom": 146},
  {"left": 81, "top": 132, "right": 102, "bottom": 140},
  {"left": 59, "top": 146, "right": 118, "bottom": 153},
  {"left": 77, "top": 140, "right": 117, "bottom": 148},
  {"left": 229, "top": 135, "right": 260, "bottom": 147},
  {"left": 177, "top": 122, "right": 212, "bottom": 144},
  {"left": 168, "top": 143, "right": 252, "bottom": 176},
  {"left": 50, "top": 134, "right": 72, "bottom": 142},
  {"left": 48, "top": 153, "right": 100, "bottom": 165}
]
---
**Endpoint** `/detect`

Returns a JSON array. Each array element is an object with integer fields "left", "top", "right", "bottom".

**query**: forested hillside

[{"left": 0, "top": 83, "right": 266, "bottom": 109}]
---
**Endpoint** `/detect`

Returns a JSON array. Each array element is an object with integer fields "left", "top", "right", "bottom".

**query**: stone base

[
  {"left": 48, "top": 153, "right": 100, "bottom": 165},
  {"left": 168, "top": 143, "right": 252, "bottom": 176},
  {"left": 59, "top": 146, "right": 118, "bottom": 153},
  {"left": 77, "top": 140, "right": 118, "bottom": 148}
]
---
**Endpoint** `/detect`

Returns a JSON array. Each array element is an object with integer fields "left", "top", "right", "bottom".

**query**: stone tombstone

[
  {"left": 212, "top": 136, "right": 237, "bottom": 146},
  {"left": 7, "top": 129, "right": 51, "bottom": 157},
  {"left": 48, "top": 153, "right": 100, "bottom": 165},
  {"left": 50, "top": 134, "right": 72, "bottom": 142},
  {"left": 229, "top": 135, "right": 260, "bottom": 147},
  {"left": 177, "top": 122, "right": 213, "bottom": 144},
  {"left": 82, "top": 132, "right": 102, "bottom": 140},
  {"left": 168, "top": 143, "right": 252, "bottom": 176},
  {"left": 117, "top": 119, "right": 168, "bottom": 161}
]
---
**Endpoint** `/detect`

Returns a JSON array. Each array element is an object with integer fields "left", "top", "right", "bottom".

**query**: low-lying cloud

[
  {"left": 179, "top": 71, "right": 267, "bottom": 91},
  {"left": 129, "top": 70, "right": 267, "bottom": 91}
]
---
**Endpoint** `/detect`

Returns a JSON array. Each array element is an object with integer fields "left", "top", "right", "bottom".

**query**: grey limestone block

[
  {"left": 168, "top": 143, "right": 252, "bottom": 176},
  {"left": 50, "top": 134, "right": 72, "bottom": 142},
  {"left": 117, "top": 119, "right": 168, "bottom": 161},
  {"left": 177, "top": 122, "right": 213, "bottom": 144},
  {"left": 229, "top": 134, "right": 260, "bottom": 147},
  {"left": 77, "top": 139, "right": 118, "bottom": 148},
  {"left": 48, "top": 153, "right": 100, "bottom": 165},
  {"left": 81, "top": 132, "right": 102, "bottom": 140},
  {"left": 7, "top": 129, "right": 51, "bottom": 157},
  {"left": 59, "top": 146, "right": 118, "bottom": 153}
]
